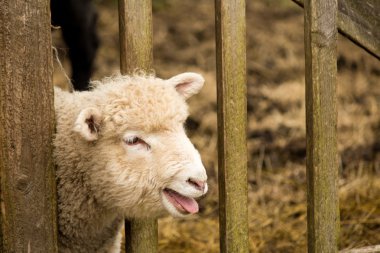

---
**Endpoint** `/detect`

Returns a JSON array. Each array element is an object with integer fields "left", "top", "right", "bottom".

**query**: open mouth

[{"left": 163, "top": 188, "right": 199, "bottom": 214}]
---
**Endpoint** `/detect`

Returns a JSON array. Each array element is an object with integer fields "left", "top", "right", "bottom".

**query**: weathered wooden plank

[
  {"left": 292, "top": 0, "right": 380, "bottom": 60},
  {"left": 215, "top": 0, "right": 249, "bottom": 252},
  {"left": 125, "top": 219, "right": 158, "bottom": 253},
  {"left": 0, "top": 0, "right": 58, "bottom": 252},
  {"left": 118, "top": 0, "right": 153, "bottom": 73},
  {"left": 118, "top": 1, "right": 157, "bottom": 253},
  {"left": 337, "top": 0, "right": 380, "bottom": 60},
  {"left": 304, "top": 0, "right": 339, "bottom": 252},
  {"left": 340, "top": 245, "right": 380, "bottom": 253}
]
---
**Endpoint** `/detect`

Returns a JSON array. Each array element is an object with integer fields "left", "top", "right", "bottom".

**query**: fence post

[
  {"left": 0, "top": 0, "right": 58, "bottom": 252},
  {"left": 215, "top": 0, "right": 249, "bottom": 252},
  {"left": 118, "top": 0, "right": 157, "bottom": 252},
  {"left": 304, "top": 0, "right": 339, "bottom": 252}
]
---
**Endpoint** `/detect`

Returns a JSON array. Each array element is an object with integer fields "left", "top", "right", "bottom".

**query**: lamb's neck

[{"left": 58, "top": 175, "right": 123, "bottom": 251}]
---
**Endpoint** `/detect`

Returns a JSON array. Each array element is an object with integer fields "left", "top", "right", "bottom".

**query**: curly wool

[{"left": 54, "top": 73, "right": 205, "bottom": 252}]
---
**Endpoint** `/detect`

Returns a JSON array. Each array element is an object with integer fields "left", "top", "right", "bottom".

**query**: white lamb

[{"left": 54, "top": 72, "right": 208, "bottom": 252}]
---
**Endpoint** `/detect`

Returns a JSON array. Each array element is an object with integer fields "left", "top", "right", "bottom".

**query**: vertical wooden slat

[
  {"left": 125, "top": 219, "right": 157, "bottom": 253},
  {"left": 0, "top": 0, "right": 58, "bottom": 252},
  {"left": 215, "top": 0, "right": 248, "bottom": 253},
  {"left": 119, "top": 0, "right": 153, "bottom": 72},
  {"left": 304, "top": 0, "right": 339, "bottom": 252},
  {"left": 118, "top": 1, "right": 157, "bottom": 253}
]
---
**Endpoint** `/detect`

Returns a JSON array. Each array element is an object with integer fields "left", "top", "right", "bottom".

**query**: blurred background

[{"left": 52, "top": 0, "right": 380, "bottom": 252}]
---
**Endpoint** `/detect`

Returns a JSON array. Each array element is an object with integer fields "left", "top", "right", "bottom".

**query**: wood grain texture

[
  {"left": 340, "top": 245, "right": 380, "bottom": 253},
  {"left": 118, "top": 1, "right": 157, "bottom": 252},
  {"left": 125, "top": 219, "right": 158, "bottom": 253},
  {"left": 0, "top": 0, "right": 58, "bottom": 252},
  {"left": 215, "top": 0, "right": 249, "bottom": 252},
  {"left": 292, "top": 0, "right": 380, "bottom": 60},
  {"left": 304, "top": 0, "right": 339, "bottom": 252},
  {"left": 337, "top": 0, "right": 380, "bottom": 60},
  {"left": 118, "top": 0, "right": 153, "bottom": 73}
]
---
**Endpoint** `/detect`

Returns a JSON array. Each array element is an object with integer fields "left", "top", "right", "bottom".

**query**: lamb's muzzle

[{"left": 162, "top": 176, "right": 208, "bottom": 216}]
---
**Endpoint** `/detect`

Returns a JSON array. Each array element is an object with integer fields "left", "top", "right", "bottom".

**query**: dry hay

[{"left": 158, "top": 167, "right": 380, "bottom": 253}]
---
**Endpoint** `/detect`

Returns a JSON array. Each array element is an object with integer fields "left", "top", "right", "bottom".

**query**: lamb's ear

[
  {"left": 166, "top": 72, "right": 205, "bottom": 99},
  {"left": 73, "top": 107, "right": 103, "bottom": 141}
]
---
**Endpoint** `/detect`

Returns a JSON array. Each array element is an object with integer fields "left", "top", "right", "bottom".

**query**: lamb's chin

[{"left": 123, "top": 205, "right": 166, "bottom": 219}]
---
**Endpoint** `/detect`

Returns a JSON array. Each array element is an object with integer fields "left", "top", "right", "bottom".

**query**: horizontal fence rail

[
  {"left": 293, "top": 0, "right": 380, "bottom": 60},
  {"left": 304, "top": 0, "right": 339, "bottom": 252},
  {"left": 0, "top": 0, "right": 58, "bottom": 252},
  {"left": 340, "top": 245, "right": 380, "bottom": 253}
]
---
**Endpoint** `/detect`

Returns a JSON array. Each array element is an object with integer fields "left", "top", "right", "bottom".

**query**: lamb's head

[{"left": 73, "top": 73, "right": 208, "bottom": 218}]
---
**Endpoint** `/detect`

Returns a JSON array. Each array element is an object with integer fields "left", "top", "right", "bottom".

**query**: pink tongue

[{"left": 171, "top": 191, "right": 199, "bottom": 214}]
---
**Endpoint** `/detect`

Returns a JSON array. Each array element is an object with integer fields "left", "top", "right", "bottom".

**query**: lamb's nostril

[{"left": 187, "top": 178, "right": 206, "bottom": 191}]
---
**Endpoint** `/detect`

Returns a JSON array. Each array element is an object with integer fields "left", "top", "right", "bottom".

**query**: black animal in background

[{"left": 51, "top": 0, "right": 99, "bottom": 91}]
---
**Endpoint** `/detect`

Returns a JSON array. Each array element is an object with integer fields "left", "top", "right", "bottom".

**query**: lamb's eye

[
  {"left": 124, "top": 136, "right": 151, "bottom": 150},
  {"left": 125, "top": 136, "right": 140, "bottom": 145}
]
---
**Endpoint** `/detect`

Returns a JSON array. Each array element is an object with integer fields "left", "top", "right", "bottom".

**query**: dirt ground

[{"left": 53, "top": 0, "right": 380, "bottom": 252}]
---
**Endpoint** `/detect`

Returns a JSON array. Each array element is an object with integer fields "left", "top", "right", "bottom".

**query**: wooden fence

[
  {"left": 0, "top": 0, "right": 57, "bottom": 252},
  {"left": 0, "top": 0, "right": 379, "bottom": 252}
]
